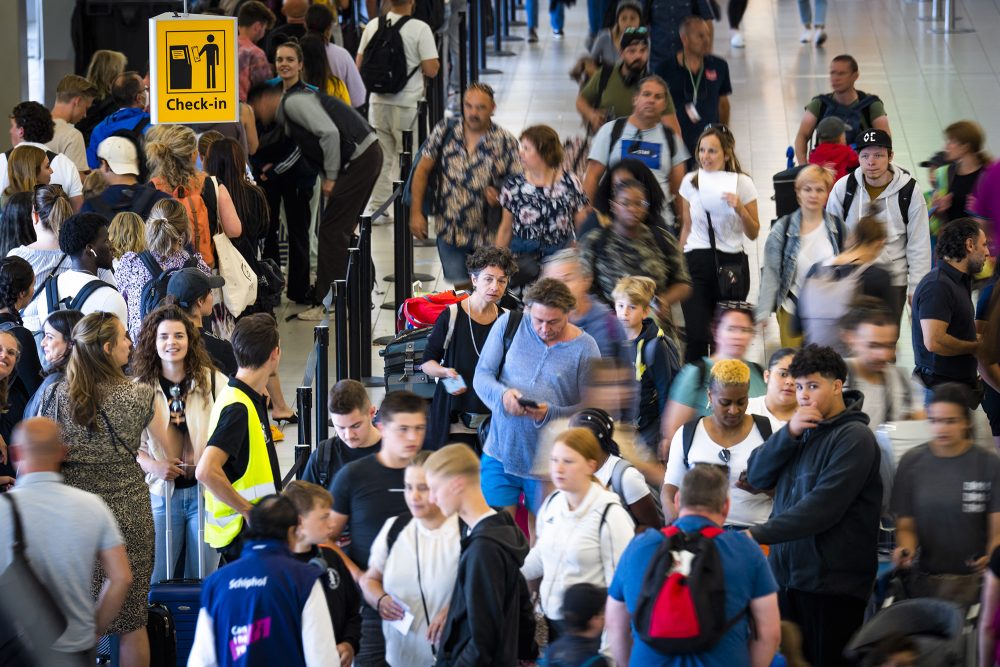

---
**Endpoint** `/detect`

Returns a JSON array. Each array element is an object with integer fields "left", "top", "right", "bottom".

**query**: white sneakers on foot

[
  {"left": 814, "top": 26, "right": 827, "bottom": 46},
  {"left": 297, "top": 305, "right": 327, "bottom": 321},
  {"left": 730, "top": 31, "right": 745, "bottom": 48},
  {"left": 800, "top": 25, "right": 813, "bottom": 42}
]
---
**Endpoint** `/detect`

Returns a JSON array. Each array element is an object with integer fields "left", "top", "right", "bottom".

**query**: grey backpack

[{"left": 798, "top": 261, "right": 873, "bottom": 348}]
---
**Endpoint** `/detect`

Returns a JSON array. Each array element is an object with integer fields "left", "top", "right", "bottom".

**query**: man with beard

[
  {"left": 577, "top": 28, "right": 680, "bottom": 136},
  {"left": 912, "top": 217, "right": 991, "bottom": 401}
]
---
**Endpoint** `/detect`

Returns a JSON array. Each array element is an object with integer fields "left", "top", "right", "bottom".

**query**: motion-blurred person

[
  {"left": 541, "top": 583, "right": 610, "bottom": 667},
  {"left": 76, "top": 50, "right": 127, "bottom": 145}
]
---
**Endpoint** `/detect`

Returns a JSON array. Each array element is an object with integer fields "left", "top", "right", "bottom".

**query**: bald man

[{"left": 0, "top": 418, "right": 132, "bottom": 666}]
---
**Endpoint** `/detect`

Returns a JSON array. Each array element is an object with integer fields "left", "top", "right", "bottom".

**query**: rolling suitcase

[
  {"left": 147, "top": 481, "right": 207, "bottom": 667},
  {"left": 772, "top": 164, "right": 806, "bottom": 219}
]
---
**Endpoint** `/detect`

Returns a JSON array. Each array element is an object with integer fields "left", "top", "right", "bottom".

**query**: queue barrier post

[
  {"left": 491, "top": 0, "right": 517, "bottom": 54},
  {"left": 358, "top": 215, "right": 377, "bottom": 384},
  {"left": 467, "top": 4, "right": 480, "bottom": 84},
  {"left": 294, "top": 385, "right": 313, "bottom": 480},
  {"left": 929, "top": 0, "right": 972, "bottom": 32},
  {"left": 333, "top": 278, "right": 348, "bottom": 382},
  {"left": 477, "top": 0, "right": 501, "bottom": 73},
  {"left": 458, "top": 11, "right": 469, "bottom": 99},
  {"left": 347, "top": 247, "right": 363, "bottom": 382},
  {"left": 314, "top": 322, "right": 330, "bottom": 443}
]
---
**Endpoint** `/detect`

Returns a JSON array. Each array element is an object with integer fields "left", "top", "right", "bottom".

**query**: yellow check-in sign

[{"left": 149, "top": 13, "right": 238, "bottom": 124}]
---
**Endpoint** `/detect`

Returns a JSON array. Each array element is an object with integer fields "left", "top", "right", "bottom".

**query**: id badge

[{"left": 685, "top": 102, "right": 701, "bottom": 123}]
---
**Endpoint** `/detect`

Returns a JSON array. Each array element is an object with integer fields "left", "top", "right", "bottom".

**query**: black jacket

[
  {"left": 292, "top": 545, "right": 362, "bottom": 653},
  {"left": 747, "top": 390, "right": 882, "bottom": 601},
  {"left": 437, "top": 512, "right": 534, "bottom": 666},
  {"left": 542, "top": 634, "right": 610, "bottom": 667}
]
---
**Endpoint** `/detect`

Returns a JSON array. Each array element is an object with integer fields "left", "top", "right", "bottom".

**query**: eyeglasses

[
  {"left": 704, "top": 122, "right": 731, "bottom": 134},
  {"left": 718, "top": 449, "right": 731, "bottom": 465}
]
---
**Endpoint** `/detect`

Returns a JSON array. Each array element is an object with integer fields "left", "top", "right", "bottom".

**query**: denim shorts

[
  {"left": 436, "top": 236, "right": 478, "bottom": 283},
  {"left": 480, "top": 454, "right": 546, "bottom": 514}
]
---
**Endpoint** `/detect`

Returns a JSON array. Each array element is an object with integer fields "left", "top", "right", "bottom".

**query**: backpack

[
  {"left": 797, "top": 261, "right": 875, "bottom": 348},
  {"left": 85, "top": 185, "right": 162, "bottom": 221},
  {"left": 413, "top": 0, "right": 445, "bottom": 32},
  {"left": 609, "top": 457, "right": 665, "bottom": 526},
  {"left": 386, "top": 511, "right": 414, "bottom": 554},
  {"left": 359, "top": 15, "right": 421, "bottom": 95},
  {"left": 633, "top": 524, "right": 745, "bottom": 653},
  {"left": 151, "top": 174, "right": 216, "bottom": 267},
  {"left": 43, "top": 274, "right": 117, "bottom": 315},
  {"left": 681, "top": 414, "right": 773, "bottom": 469},
  {"left": 841, "top": 170, "right": 917, "bottom": 230},
  {"left": 816, "top": 92, "right": 879, "bottom": 146},
  {"left": 137, "top": 251, "right": 200, "bottom": 322}
]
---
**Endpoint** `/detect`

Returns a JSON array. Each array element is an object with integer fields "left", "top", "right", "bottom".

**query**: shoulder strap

[
  {"left": 443, "top": 302, "right": 459, "bottom": 353},
  {"left": 898, "top": 178, "right": 917, "bottom": 229},
  {"left": 608, "top": 116, "right": 629, "bottom": 157},
  {"left": 681, "top": 417, "right": 701, "bottom": 469},
  {"left": 609, "top": 457, "right": 632, "bottom": 500},
  {"left": 1, "top": 494, "right": 26, "bottom": 555},
  {"left": 45, "top": 274, "right": 61, "bottom": 314},
  {"left": 496, "top": 310, "right": 523, "bottom": 379},
  {"left": 69, "top": 279, "right": 117, "bottom": 311},
  {"left": 138, "top": 250, "right": 163, "bottom": 278},
  {"left": 751, "top": 413, "right": 773, "bottom": 440},
  {"left": 386, "top": 512, "right": 414, "bottom": 555},
  {"left": 317, "top": 439, "right": 334, "bottom": 487},
  {"left": 202, "top": 175, "right": 220, "bottom": 236},
  {"left": 842, "top": 171, "right": 859, "bottom": 217},
  {"left": 133, "top": 116, "right": 151, "bottom": 135},
  {"left": 596, "top": 65, "right": 614, "bottom": 106}
]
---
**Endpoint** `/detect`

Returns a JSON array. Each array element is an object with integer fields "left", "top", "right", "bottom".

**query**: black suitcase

[
  {"left": 772, "top": 164, "right": 807, "bottom": 219},
  {"left": 380, "top": 327, "right": 436, "bottom": 399}
]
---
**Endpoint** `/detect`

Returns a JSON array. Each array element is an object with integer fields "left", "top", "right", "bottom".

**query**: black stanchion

[
  {"left": 314, "top": 323, "right": 330, "bottom": 443},
  {"left": 392, "top": 179, "right": 413, "bottom": 310},
  {"left": 358, "top": 215, "right": 381, "bottom": 385},
  {"left": 294, "top": 386, "right": 313, "bottom": 480},
  {"left": 477, "top": 0, "right": 501, "bottom": 73},
  {"left": 458, "top": 11, "right": 469, "bottom": 100},
  {"left": 347, "top": 247, "right": 363, "bottom": 382},
  {"left": 509, "top": 0, "right": 525, "bottom": 26},
  {"left": 466, "top": 4, "right": 480, "bottom": 83},
  {"left": 333, "top": 278, "right": 348, "bottom": 386},
  {"left": 501, "top": 0, "right": 524, "bottom": 39},
  {"left": 417, "top": 100, "right": 429, "bottom": 148},
  {"left": 491, "top": 0, "right": 517, "bottom": 54}
]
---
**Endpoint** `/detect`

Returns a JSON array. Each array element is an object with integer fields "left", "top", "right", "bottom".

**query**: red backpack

[{"left": 633, "top": 525, "right": 745, "bottom": 654}]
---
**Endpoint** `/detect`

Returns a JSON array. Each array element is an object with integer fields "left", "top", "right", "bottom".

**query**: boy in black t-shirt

[
  {"left": 329, "top": 390, "right": 427, "bottom": 667},
  {"left": 284, "top": 480, "right": 363, "bottom": 667},
  {"left": 303, "top": 379, "right": 383, "bottom": 492}
]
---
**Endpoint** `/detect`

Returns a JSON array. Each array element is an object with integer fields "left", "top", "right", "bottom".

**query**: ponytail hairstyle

[
  {"left": 846, "top": 214, "right": 888, "bottom": 250},
  {"left": 144, "top": 124, "right": 198, "bottom": 193},
  {"left": 33, "top": 184, "right": 73, "bottom": 237},
  {"left": 145, "top": 198, "right": 190, "bottom": 256},
  {"left": 65, "top": 312, "right": 128, "bottom": 429}
]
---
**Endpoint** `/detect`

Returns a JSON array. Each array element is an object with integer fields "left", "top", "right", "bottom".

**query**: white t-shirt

[
  {"left": 664, "top": 418, "right": 772, "bottom": 527},
  {"left": 368, "top": 514, "right": 461, "bottom": 667},
  {"left": 358, "top": 12, "right": 438, "bottom": 108},
  {"left": 21, "top": 269, "right": 128, "bottom": 333},
  {"left": 680, "top": 171, "right": 758, "bottom": 254},
  {"left": 782, "top": 223, "right": 837, "bottom": 312},
  {"left": 587, "top": 120, "right": 690, "bottom": 202},
  {"left": 522, "top": 483, "right": 634, "bottom": 622},
  {"left": 0, "top": 142, "right": 83, "bottom": 198},
  {"left": 746, "top": 395, "right": 788, "bottom": 432},
  {"left": 595, "top": 454, "right": 651, "bottom": 505},
  {"left": 47, "top": 119, "right": 89, "bottom": 172}
]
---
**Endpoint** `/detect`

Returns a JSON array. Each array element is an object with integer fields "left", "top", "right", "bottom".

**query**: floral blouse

[
  {"left": 117, "top": 249, "right": 212, "bottom": 342},
  {"left": 499, "top": 171, "right": 588, "bottom": 247}
]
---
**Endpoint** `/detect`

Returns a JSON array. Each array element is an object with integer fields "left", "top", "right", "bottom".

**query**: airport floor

[{"left": 269, "top": 0, "right": 1000, "bottom": 472}]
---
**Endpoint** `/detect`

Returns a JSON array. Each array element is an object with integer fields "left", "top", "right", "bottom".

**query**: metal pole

[
  {"left": 333, "top": 279, "right": 348, "bottom": 383},
  {"left": 458, "top": 11, "right": 469, "bottom": 100},
  {"left": 417, "top": 101, "right": 429, "bottom": 148},
  {"left": 391, "top": 180, "right": 410, "bottom": 312},
  {"left": 359, "top": 215, "right": 374, "bottom": 378},
  {"left": 315, "top": 322, "right": 331, "bottom": 442},
  {"left": 477, "top": 0, "right": 501, "bottom": 73},
  {"left": 929, "top": 0, "right": 972, "bottom": 32},
  {"left": 295, "top": 386, "right": 313, "bottom": 480},
  {"left": 491, "top": 0, "right": 516, "bottom": 54},
  {"left": 467, "top": 4, "right": 479, "bottom": 84},
  {"left": 347, "top": 247, "right": 363, "bottom": 382}
]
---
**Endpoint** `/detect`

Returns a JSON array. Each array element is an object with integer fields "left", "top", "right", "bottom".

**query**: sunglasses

[
  {"left": 717, "top": 300, "right": 755, "bottom": 312},
  {"left": 704, "top": 122, "right": 731, "bottom": 134}
]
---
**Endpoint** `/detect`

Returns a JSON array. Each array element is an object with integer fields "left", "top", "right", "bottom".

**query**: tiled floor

[{"left": 270, "top": 0, "right": 1000, "bottom": 471}]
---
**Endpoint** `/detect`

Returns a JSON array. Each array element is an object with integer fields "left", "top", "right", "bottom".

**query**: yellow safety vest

[{"left": 203, "top": 385, "right": 277, "bottom": 549}]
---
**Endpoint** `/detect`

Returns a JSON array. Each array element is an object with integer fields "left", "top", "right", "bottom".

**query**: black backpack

[
  {"left": 85, "top": 185, "right": 161, "bottom": 221},
  {"left": 137, "top": 251, "right": 200, "bottom": 322},
  {"left": 633, "top": 524, "right": 745, "bottom": 652},
  {"left": 816, "top": 91, "right": 879, "bottom": 146},
  {"left": 841, "top": 170, "right": 918, "bottom": 229},
  {"left": 359, "top": 16, "right": 421, "bottom": 95},
  {"left": 43, "top": 274, "right": 117, "bottom": 315}
]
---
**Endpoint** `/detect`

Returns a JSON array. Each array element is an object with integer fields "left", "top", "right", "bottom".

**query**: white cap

[{"left": 96, "top": 136, "right": 139, "bottom": 176}]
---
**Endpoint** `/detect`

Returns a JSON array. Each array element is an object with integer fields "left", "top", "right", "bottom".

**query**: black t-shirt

[
  {"left": 201, "top": 326, "right": 237, "bottom": 377},
  {"left": 0, "top": 313, "right": 41, "bottom": 397},
  {"left": 206, "top": 377, "right": 282, "bottom": 489},
  {"left": 266, "top": 23, "right": 307, "bottom": 62},
  {"left": 292, "top": 545, "right": 362, "bottom": 652},
  {"left": 658, "top": 54, "right": 732, "bottom": 156},
  {"left": 422, "top": 304, "right": 498, "bottom": 416},
  {"left": 331, "top": 455, "right": 408, "bottom": 570},
  {"left": 945, "top": 168, "right": 982, "bottom": 223},
  {"left": 302, "top": 436, "right": 382, "bottom": 492},
  {"left": 891, "top": 443, "right": 1000, "bottom": 574},
  {"left": 911, "top": 262, "right": 977, "bottom": 383}
]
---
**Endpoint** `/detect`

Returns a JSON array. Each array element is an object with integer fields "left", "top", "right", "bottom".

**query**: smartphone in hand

[
  {"left": 442, "top": 375, "right": 467, "bottom": 393},
  {"left": 517, "top": 397, "right": 540, "bottom": 409}
]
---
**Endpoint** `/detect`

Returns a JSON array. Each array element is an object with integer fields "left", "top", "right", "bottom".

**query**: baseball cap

[
  {"left": 97, "top": 136, "right": 140, "bottom": 176},
  {"left": 855, "top": 128, "right": 892, "bottom": 152},
  {"left": 919, "top": 151, "right": 948, "bottom": 169},
  {"left": 619, "top": 26, "right": 650, "bottom": 50},
  {"left": 815, "top": 117, "right": 849, "bottom": 143},
  {"left": 167, "top": 268, "right": 225, "bottom": 309}
]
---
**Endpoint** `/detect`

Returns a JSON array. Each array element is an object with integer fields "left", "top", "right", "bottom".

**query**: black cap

[
  {"left": 167, "top": 268, "right": 225, "bottom": 308},
  {"left": 561, "top": 583, "right": 608, "bottom": 630},
  {"left": 919, "top": 151, "right": 948, "bottom": 169},
  {"left": 855, "top": 128, "right": 892, "bottom": 152}
]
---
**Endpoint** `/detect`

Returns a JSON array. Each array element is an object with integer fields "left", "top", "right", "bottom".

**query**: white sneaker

[
  {"left": 800, "top": 26, "right": 812, "bottom": 42},
  {"left": 730, "top": 31, "right": 745, "bottom": 48},
  {"left": 813, "top": 27, "right": 827, "bottom": 46},
  {"left": 297, "top": 305, "right": 327, "bottom": 321}
]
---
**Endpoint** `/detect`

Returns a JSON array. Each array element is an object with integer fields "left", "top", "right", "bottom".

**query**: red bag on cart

[{"left": 396, "top": 290, "right": 469, "bottom": 331}]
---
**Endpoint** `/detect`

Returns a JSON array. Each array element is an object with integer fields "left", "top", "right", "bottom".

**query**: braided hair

[{"left": 0, "top": 256, "right": 34, "bottom": 322}]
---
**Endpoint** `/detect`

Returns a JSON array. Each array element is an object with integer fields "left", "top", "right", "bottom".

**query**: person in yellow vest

[{"left": 196, "top": 313, "right": 283, "bottom": 563}]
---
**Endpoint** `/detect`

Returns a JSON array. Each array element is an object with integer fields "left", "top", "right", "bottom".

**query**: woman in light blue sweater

[{"left": 474, "top": 278, "right": 601, "bottom": 516}]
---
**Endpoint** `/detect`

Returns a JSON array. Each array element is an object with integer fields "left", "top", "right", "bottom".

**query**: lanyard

[{"left": 683, "top": 54, "right": 704, "bottom": 101}]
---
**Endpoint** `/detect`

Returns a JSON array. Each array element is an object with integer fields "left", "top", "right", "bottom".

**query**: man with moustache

[{"left": 409, "top": 82, "right": 521, "bottom": 290}]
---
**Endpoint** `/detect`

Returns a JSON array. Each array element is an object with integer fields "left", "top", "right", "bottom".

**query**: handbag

[
  {"left": 705, "top": 211, "right": 750, "bottom": 301},
  {"left": 0, "top": 494, "right": 68, "bottom": 663},
  {"left": 206, "top": 176, "right": 258, "bottom": 316}
]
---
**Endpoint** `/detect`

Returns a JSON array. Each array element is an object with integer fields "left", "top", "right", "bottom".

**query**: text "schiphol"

[{"left": 166, "top": 97, "right": 228, "bottom": 111}]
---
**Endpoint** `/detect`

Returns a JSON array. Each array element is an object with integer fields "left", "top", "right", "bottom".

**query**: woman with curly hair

[
  {"left": 663, "top": 358, "right": 774, "bottom": 526},
  {"left": 0, "top": 255, "right": 42, "bottom": 396},
  {"left": 38, "top": 312, "right": 171, "bottom": 666},
  {"left": 23, "top": 309, "right": 84, "bottom": 420},
  {"left": 132, "top": 303, "right": 227, "bottom": 582},
  {"left": 145, "top": 123, "right": 243, "bottom": 267},
  {"left": 107, "top": 211, "right": 146, "bottom": 268}
]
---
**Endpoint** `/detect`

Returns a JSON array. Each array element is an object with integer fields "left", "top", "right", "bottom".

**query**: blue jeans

[
  {"left": 586, "top": 0, "right": 611, "bottom": 36},
  {"left": 526, "top": 0, "right": 564, "bottom": 31},
  {"left": 150, "top": 484, "right": 219, "bottom": 582},
  {"left": 509, "top": 235, "right": 568, "bottom": 258},
  {"left": 436, "top": 236, "right": 478, "bottom": 283},
  {"left": 797, "top": 0, "right": 827, "bottom": 25}
]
